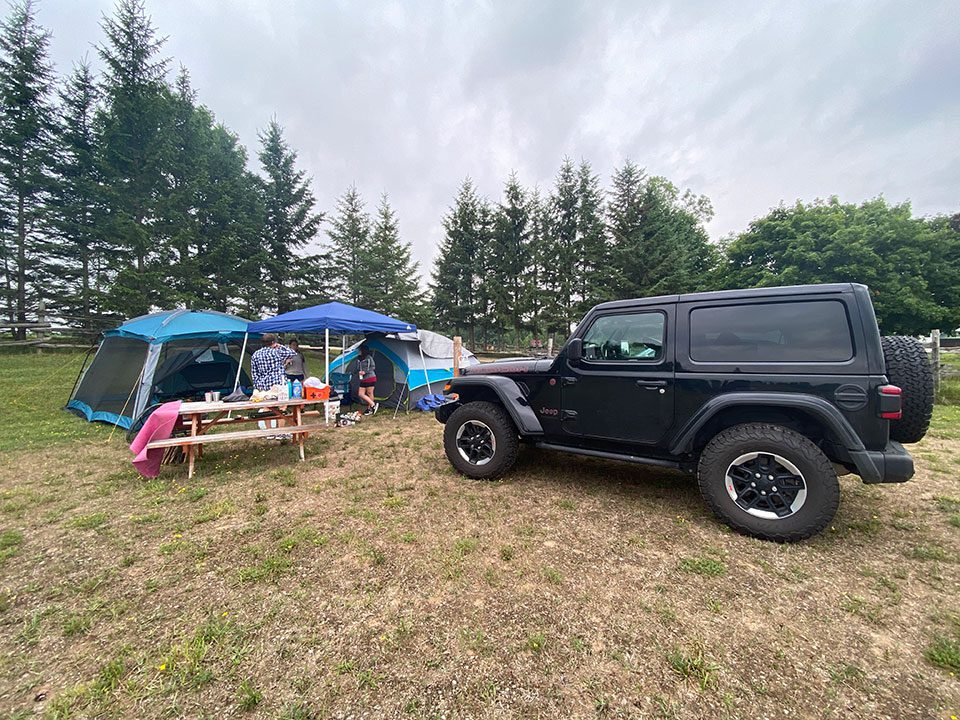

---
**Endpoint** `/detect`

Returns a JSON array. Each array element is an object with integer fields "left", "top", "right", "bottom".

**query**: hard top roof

[{"left": 592, "top": 283, "right": 863, "bottom": 311}]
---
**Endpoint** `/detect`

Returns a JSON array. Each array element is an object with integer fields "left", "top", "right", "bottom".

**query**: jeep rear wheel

[
  {"left": 881, "top": 335, "right": 934, "bottom": 444},
  {"left": 443, "top": 401, "right": 519, "bottom": 480},
  {"left": 697, "top": 423, "right": 840, "bottom": 542}
]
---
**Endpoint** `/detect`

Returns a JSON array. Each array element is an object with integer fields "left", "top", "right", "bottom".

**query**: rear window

[{"left": 690, "top": 301, "right": 853, "bottom": 363}]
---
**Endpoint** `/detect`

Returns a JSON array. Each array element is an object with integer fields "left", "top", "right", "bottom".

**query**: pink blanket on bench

[{"left": 129, "top": 400, "right": 182, "bottom": 478}]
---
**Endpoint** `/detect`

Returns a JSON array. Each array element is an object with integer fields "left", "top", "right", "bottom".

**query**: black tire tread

[
  {"left": 443, "top": 401, "right": 519, "bottom": 480},
  {"left": 881, "top": 335, "right": 933, "bottom": 444},
  {"left": 697, "top": 423, "right": 839, "bottom": 542}
]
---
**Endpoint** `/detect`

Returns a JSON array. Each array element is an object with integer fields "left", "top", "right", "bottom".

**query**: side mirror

[{"left": 566, "top": 338, "right": 583, "bottom": 364}]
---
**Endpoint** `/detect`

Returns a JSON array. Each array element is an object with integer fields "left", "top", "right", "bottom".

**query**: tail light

[{"left": 879, "top": 385, "right": 902, "bottom": 420}]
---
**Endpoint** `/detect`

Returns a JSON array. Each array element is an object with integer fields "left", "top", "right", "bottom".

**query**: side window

[
  {"left": 582, "top": 312, "right": 665, "bottom": 362},
  {"left": 689, "top": 300, "right": 853, "bottom": 362}
]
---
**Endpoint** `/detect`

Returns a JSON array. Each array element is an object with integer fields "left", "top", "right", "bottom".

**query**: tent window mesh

[{"left": 72, "top": 337, "right": 149, "bottom": 418}]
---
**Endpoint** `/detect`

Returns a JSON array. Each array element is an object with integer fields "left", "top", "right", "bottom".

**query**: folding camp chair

[{"left": 330, "top": 372, "right": 353, "bottom": 405}]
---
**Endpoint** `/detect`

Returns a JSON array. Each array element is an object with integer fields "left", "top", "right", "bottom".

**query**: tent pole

[
  {"left": 325, "top": 329, "right": 330, "bottom": 382},
  {"left": 419, "top": 341, "right": 432, "bottom": 395},
  {"left": 233, "top": 332, "right": 248, "bottom": 392}
]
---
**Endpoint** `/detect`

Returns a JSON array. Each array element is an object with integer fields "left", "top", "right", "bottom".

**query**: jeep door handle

[
  {"left": 561, "top": 377, "right": 577, "bottom": 386},
  {"left": 636, "top": 380, "right": 668, "bottom": 389}
]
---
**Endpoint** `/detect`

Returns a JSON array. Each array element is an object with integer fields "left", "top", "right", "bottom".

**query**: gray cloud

[{"left": 37, "top": 0, "right": 960, "bottom": 278}]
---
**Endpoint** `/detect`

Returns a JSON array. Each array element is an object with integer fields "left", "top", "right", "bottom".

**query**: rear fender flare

[
  {"left": 669, "top": 392, "right": 880, "bottom": 483},
  {"left": 446, "top": 375, "right": 544, "bottom": 435}
]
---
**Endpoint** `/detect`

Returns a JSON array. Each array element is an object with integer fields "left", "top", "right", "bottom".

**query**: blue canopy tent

[
  {"left": 67, "top": 309, "right": 251, "bottom": 429},
  {"left": 244, "top": 301, "right": 417, "bottom": 383}
]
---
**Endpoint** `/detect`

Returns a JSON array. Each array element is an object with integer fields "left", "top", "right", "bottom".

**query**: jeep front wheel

[
  {"left": 443, "top": 401, "right": 519, "bottom": 480},
  {"left": 697, "top": 423, "right": 840, "bottom": 542}
]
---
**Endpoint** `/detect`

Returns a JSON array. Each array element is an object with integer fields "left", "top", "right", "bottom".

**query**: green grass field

[{"left": 0, "top": 351, "right": 957, "bottom": 719}]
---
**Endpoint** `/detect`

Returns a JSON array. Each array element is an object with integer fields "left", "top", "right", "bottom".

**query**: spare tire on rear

[{"left": 881, "top": 335, "right": 934, "bottom": 444}]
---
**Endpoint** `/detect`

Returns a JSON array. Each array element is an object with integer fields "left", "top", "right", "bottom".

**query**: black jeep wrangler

[{"left": 436, "top": 283, "right": 934, "bottom": 541}]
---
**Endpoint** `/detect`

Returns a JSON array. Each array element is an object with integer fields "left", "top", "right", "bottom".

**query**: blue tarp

[
  {"left": 247, "top": 302, "right": 416, "bottom": 335},
  {"left": 106, "top": 309, "right": 250, "bottom": 344}
]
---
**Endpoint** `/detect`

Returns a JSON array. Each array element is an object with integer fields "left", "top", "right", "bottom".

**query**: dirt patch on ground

[{"left": 0, "top": 411, "right": 958, "bottom": 719}]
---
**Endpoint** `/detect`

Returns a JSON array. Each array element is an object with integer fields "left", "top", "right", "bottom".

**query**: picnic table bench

[{"left": 146, "top": 397, "right": 340, "bottom": 478}]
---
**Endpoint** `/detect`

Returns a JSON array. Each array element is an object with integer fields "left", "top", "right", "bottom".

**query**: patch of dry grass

[{"left": 0, "top": 357, "right": 958, "bottom": 718}]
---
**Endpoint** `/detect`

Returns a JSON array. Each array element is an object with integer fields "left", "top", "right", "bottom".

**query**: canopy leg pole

[
  {"left": 325, "top": 329, "right": 330, "bottom": 383},
  {"left": 233, "top": 332, "right": 248, "bottom": 392}
]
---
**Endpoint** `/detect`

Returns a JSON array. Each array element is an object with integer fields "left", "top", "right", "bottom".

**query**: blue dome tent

[{"left": 67, "top": 309, "right": 251, "bottom": 429}]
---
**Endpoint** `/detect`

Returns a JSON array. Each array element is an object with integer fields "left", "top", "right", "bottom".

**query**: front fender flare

[{"left": 446, "top": 375, "right": 544, "bottom": 436}]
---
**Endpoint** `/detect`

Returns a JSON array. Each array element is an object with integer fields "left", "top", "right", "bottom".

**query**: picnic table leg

[{"left": 187, "top": 413, "right": 197, "bottom": 479}]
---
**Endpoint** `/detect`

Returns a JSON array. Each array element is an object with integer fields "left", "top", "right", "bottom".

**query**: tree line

[
  {"left": 2, "top": 0, "right": 958, "bottom": 344},
  {"left": 430, "top": 166, "right": 960, "bottom": 345},
  {"left": 0, "top": 0, "right": 421, "bottom": 339}
]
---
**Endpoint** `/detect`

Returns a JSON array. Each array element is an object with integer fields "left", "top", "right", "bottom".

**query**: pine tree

[
  {"left": 525, "top": 187, "right": 549, "bottom": 340},
  {"left": 608, "top": 160, "right": 715, "bottom": 298},
  {"left": 197, "top": 125, "right": 265, "bottom": 314},
  {"left": 0, "top": 0, "right": 57, "bottom": 339},
  {"left": 156, "top": 67, "right": 206, "bottom": 306},
  {"left": 368, "top": 193, "right": 423, "bottom": 322},
  {"left": 257, "top": 119, "right": 323, "bottom": 313},
  {"left": 575, "top": 159, "right": 608, "bottom": 317},
  {"left": 430, "top": 178, "right": 489, "bottom": 347},
  {"left": 540, "top": 158, "right": 579, "bottom": 336},
  {"left": 326, "top": 185, "right": 371, "bottom": 306},
  {"left": 96, "top": 0, "right": 171, "bottom": 314},
  {"left": 488, "top": 173, "right": 531, "bottom": 347},
  {"left": 50, "top": 60, "right": 110, "bottom": 327}
]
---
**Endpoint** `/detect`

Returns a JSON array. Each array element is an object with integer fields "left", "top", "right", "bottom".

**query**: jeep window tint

[
  {"left": 690, "top": 301, "right": 853, "bottom": 362},
  {"left": 582, "top": 312, "right": 665, "bottom": 362}
]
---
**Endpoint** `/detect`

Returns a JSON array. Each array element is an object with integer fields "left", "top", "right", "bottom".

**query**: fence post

[
  {"left": 453, "top": 336, "right": 461, "bottom": 377},
  {"left": 546, "top": 337, "right": 554, "bottom": 358},
  {"left": 36, "top": 298, "right": 45, "bottom": 354},
  {"left": 931, "top": 329, "right": 941, "bottom": 401}
]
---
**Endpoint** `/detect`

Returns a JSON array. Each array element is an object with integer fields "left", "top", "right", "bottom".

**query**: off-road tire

[
  {"left": 443, "top": 401, "right": 519, "bottom": 480},
  {"left": 697, "top": 423, "right": 840, "bottom": 542},
  {"left": 881, "top": 335, "right": 934, "bottom": 444}
]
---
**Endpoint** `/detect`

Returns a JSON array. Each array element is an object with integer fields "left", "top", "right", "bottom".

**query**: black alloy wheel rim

[
  {"left": 724, "top": 452, "right": 808, "bottom": 520},
  {"left": 455, "top": 420, "right": 496, "bottom": 466}
]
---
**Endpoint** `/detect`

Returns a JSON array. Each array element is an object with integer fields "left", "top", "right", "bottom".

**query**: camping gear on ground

[
  {"left": 245, "top": 301, "right": 417, "bottom": 385},
  {"left": 328, "top": 329, "right": 480, "bottom": 412},
  {"left": 336, "top": 410, "right": 363, "bottom": 427},
  {"left": 415, "top": 393, "right": 447, "bottom": 411},
  {"left": 67, "top": 309, "right": 252, "bottom": 430},
  {"left": 129, "top": 400, "right": 182, "bottom": 478}
]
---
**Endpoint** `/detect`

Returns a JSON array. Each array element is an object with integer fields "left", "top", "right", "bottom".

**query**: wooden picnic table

[{"left": 146, "top": 397, "right": 340, "bottom": 479}]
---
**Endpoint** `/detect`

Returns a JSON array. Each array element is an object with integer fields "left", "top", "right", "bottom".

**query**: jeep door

[{"left": 560, "top": 305, "right": 675, "bottom": 445}]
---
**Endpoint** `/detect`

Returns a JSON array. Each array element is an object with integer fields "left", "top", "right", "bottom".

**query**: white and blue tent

[{"left": 328, "top": 329, "right": 479, "bottom": 409}]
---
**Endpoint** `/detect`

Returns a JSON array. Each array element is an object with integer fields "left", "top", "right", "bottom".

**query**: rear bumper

[{"left": 853, "top": 441, "right": 915, "bottom": 484}]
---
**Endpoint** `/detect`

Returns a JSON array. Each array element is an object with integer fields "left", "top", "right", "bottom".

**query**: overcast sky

[{"left": 37, "top": 0, "right": 960, "bottom": 277}]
